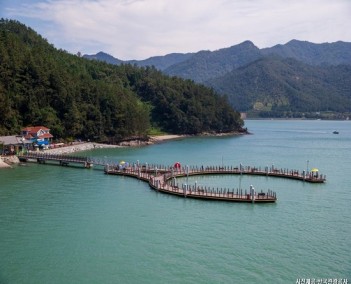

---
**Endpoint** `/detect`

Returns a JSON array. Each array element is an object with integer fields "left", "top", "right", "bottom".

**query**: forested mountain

[
  {"left": 163, "top": 41, "right": 262, "bottom": 83},
  {"left": 85, "top": 39, "right": 351, "bottom": 117},
  {"left": 83, "top": 51, "right": 123, "bottom": 65},
  {"left": 0, "top": 19, "right": 244, "bottom": 139},
  {"left": 261, "top": 40, "right": 351, "bottom": 66},
  {"left": 207, "top": 56, "right": 351, "bottom": 117},
  {"left": 127, "top": 53, "right": 194, "bottom": 70}
]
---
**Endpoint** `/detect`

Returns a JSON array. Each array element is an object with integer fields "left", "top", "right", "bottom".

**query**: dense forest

[
  {"left": 0, "top": 19, "right": 244, "bottom": 140},
  {"left": 207, "top": 56, "right": 351, "bottom": 117}
]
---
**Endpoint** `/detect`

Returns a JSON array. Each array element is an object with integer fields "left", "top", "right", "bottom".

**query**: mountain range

[{"left": 84, "top": 40, "right": 351, "bottom": 118}]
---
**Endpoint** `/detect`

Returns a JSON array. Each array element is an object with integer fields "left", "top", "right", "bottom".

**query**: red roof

[
  {"left": 22, "top": 126, "right": 50, "bottom": 133},
  {"left": 21, "top": 126, "right": 53, "bottom": 139},
  {"left": 38, "top": 133, "right": 53, "bottom": 139}
]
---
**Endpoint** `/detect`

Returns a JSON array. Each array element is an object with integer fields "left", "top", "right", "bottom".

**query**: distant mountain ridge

[
  {"left": 261, "top": 40, "right": 351, "bottom": 66},
  {"left": 84, "top": 51, "right": 193, "bottom": 71},
  {"left": 164, "top": 41, "right": 262, "bottom": 83},
  {"left": 127, "top": 53, "right": 194, "bottom": 70},
  {"left": 84, "top": 51, "right": 123, "bottom": 65},
  {"left": 84, "top": 40, "right": 351, "bottom": 117},
  {"left": 84, "top": 39, "right": 351, "bottom": 74}
]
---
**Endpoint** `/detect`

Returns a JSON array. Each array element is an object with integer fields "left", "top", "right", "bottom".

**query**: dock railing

[
  {"left": 104, "top": 164, "right": 278, "bottom": 203},
  {"left": 112, "top": 163, "right": 326, "bottom": 183}
]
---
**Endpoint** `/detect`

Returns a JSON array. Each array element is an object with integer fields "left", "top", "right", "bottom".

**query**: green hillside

[
  {"left": 207, "top": 56, "right": 351, "bottom": 117},
  {"left": 164, "top": 41, "right": 262, "bottom": 83},
  {"left": 0, "top": 19, "right": 244, "bottom": 139}
]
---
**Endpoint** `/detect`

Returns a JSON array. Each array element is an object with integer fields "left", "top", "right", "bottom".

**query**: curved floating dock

[
  {"left": 105, "top": 165, "right": 277, "bottom": 203},
  {"left": 17, "top": 152, "right": 327, "bottom": 203}
]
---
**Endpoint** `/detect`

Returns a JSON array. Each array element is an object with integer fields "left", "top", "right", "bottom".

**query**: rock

[{"left": 0, "top": 157, "right": 12, "bottom": 168}]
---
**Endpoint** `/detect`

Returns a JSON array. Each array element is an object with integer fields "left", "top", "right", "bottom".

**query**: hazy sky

[{"left": 1, "top": 0, "right": 350, "bottom": 60}]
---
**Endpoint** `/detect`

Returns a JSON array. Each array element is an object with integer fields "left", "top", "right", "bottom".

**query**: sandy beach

[{"left": 41, "top": 135, "right": 186, "bottom": 155}]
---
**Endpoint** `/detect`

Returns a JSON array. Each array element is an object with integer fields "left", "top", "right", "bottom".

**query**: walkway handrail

[
  {"left": 17, "top": 152, "right": 326, "bottom": 183},
  {"left": 18, "top": 152, "right": 88, "bottom": 164},
  {"left": 17, "top": 153, "right": 328, "bottom": 203},
  {"left": 104, "top": 164, "right": 277, "bottom": 203}
]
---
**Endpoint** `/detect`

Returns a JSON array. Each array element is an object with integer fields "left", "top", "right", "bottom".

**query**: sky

[{"left": 1, "top": 0, "right": 350, "bottom": 60}]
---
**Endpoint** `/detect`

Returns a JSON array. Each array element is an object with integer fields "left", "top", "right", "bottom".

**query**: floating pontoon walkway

[
  {"left": 104, "top": 164, "right": 277, "bottom": 203},
  {"left": 105, "top": 163, "right": 326, "bottom": 183},
  {"left": 17, "top": 152, "right": 327, "bottom": 203},
  {"left": 18, "top": 152, "right": 104, "bottom": 168}
]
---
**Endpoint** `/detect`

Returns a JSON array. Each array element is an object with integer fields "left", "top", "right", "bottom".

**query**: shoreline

[
  {"left": 44, "top": 135, "right": 187, "bottom": 155},
  {"left": 0, "top": 135, "right": 187, "bottom": 163},
  {"left": 48, "top": 132, "right": 245, "bottom": 154},
  {"left": 149, "top": 134, "right": 186, "bottom": 143},
  {"left": 0, "top": 132, "right": 245, "bottom": 167}
]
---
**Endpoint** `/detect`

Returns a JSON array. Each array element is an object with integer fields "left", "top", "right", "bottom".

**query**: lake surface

[{"left": 0, "top": 120, "right": 350, "bottom": 284}]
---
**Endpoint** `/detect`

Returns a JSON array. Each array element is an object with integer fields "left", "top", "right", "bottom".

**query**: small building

[
  {"left": 0, "top": 136, "right": 32, "bottom": 155},
  {"left": 21, "top": 126, "right": 53, "bottom": 148}
]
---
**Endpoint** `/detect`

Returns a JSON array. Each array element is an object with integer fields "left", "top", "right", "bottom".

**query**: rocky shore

[
  {"left": 0, "top": 156, "right": 20, "bottom": 168},
  {"left": 44, "top": 142, "right": 121, "bottom": 155},
  {"left": 0, "top": 158, "right": 11, "bottom": 168}
]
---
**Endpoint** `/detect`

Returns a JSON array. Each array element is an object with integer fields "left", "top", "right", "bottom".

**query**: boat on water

[{"left": 333, "top": 131, "right": 339, "bottom": 134}]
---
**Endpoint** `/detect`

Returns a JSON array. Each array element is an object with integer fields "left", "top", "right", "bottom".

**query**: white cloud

[{"left": 3, "top": 0, "right": 351, "bottom": 59}]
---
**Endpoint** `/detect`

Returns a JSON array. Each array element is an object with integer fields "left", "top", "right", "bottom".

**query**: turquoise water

[{"left": 0, "top": 120, "right": 350, "bottom": 284}]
